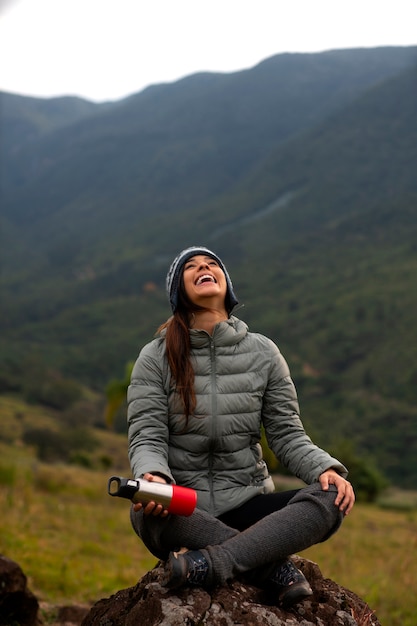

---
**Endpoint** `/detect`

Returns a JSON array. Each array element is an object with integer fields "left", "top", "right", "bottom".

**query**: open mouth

[{"left": 195, "top": 274, "right": 217, "bottom": 285}]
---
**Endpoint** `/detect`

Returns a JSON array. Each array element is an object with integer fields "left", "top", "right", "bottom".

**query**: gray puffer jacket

[{"left": 127, "top": 316, "right": 347, "bottom": 517}]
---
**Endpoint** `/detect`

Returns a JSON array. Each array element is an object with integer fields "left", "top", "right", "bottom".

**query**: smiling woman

[
  {"left": 166, "top": 246, "right": 238, "bottom": 317},
  {"left": 182, "top": 255, "right": 228, "bottom": 325},
  {"left": 124, "top": 244, "right": 355, "bottom": 609}
]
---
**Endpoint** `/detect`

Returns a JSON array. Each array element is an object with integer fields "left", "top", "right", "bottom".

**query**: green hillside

[
  {"left": 1, "top": 47, "right": 417, "bottom": 488},
  {"left": 2, "top": 47, "right": 416, "bottom": 266},
  {"left": 1, "top": 402, "right": 416, "bottom": 625}
]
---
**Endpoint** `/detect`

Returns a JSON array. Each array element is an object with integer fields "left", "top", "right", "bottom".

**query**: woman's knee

[
  {"left": 300, "top": 481, "right": 337, "bottom": 500},
  {"left": 130, "top": 505, "right": 143, "bottom": 537},
  {"left": 290, "top": 483, "right": 343, "bottom": 536},
  {"left": 310, "top": 484, "right": 344, "bottom": 539},
  {"left": 130, "top": 506, "right": 169, "bottom": 560}
]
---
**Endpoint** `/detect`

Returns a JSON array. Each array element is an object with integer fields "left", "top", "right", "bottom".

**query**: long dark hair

[{"left": 158, "top": 279, "right": 207, "bottom": 423}]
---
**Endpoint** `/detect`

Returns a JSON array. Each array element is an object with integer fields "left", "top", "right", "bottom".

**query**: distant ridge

[{"left": 1, "top": 46, "right": 417, "bottom": 487}]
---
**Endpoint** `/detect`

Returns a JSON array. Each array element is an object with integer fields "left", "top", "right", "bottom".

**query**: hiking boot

[
  {"left": 162, "top": 549, "right": 209, "bottom": 589},
  {"left": 269, "top": 559, "right": 313, "bottom": 608}
]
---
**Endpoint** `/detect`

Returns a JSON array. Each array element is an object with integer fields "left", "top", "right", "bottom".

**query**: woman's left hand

[
  {"left": 319, "top": 469, "right": 355, "bottom": 515},
  {"left": 132, "top": 473, "right": 170, "bottom": 517}
]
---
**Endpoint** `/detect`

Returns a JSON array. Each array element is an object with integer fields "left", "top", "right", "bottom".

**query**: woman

[{"left": 128, "top": 246, "right": 355, "bottom": 608}]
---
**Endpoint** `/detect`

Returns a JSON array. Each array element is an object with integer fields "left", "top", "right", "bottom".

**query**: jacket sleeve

[
  {"left": 127, "top": 340, "right": 174, "bottom": 482},
  {"left": 261, "top": 340, "right": 347, "bottom": 484}
]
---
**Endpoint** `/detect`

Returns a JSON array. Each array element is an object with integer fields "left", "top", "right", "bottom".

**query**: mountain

[
  {"left": 1, "top": 46, "right": 417, "bottom": 487},
  {"left": 2, "top": 47, "right": 416, "bottom": 262}
]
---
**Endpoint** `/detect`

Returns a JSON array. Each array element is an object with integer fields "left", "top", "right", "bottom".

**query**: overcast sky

[{"left": 1, "top": 0, "right": 415, "bottom": 102}]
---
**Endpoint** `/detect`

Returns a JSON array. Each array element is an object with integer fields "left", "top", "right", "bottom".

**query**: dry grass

[
  {"left": 303, "top": 499, "right": 417, "bottom": 625},
  {"left": 0, "top": 453, "right": 156, "bottom": 604},
  {"left": 1, "top": 397, "right": 416, "bottom": 624}
]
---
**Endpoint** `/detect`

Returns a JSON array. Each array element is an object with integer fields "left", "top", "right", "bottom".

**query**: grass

[
  {"left": 0, "top": 451, "right": 156, "bottom": 605},
  {"left": 1, "top": 396, "right": 416, "bottom": 624},
  {"left": 304, "top": 504, "right": 417, "bottom": 626}
]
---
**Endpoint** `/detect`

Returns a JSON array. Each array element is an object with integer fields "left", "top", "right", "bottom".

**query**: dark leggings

[
  {"left": 131, "top": 484, "right": 343, "bottom": 585},
  {"left": 219, "top": 489, "right": 300, "bottom": 531}
]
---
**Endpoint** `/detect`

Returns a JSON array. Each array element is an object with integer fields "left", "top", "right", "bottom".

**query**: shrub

[
  {"left": 23, "top": 372, "right": 82, "bottom": 410},
  {"left": 0, "top": 462, "right": 15, "bottom": 487},
  {"left": 329, "top": 440, "right": 388, "bottom": 503},
  {"left": 22, "top": 426, "right": 98, "bottom": 463}
]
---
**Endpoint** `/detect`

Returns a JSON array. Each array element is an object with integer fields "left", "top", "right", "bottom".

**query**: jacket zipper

[{"left": 208, "top": 337, "right": 217, "bottom": 514}]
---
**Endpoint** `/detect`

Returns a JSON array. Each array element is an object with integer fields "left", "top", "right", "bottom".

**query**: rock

[
  {"left": 39, "top": 602, "right": 91, "bottom": 626},
  {"left": 0, "top": 555, "right": 380, "bottom": 626},
  {"left": 81, "top": 556, "right": 381, "bottom": 626},
  {"left": 0, "top": 555, "right": 40, "bottom": 626},
  {"left": 55, "top": 604, "right": 91, "bottom": 624}
]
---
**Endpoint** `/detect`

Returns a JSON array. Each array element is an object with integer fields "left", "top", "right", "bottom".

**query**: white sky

[{"left": 0, "top": 0, "right": 416, "bottom": 102}]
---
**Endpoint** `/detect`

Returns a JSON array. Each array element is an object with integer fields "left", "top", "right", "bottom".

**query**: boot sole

[
  {"left": 279, "top": 582, "right": 313, "bottom": 608},
  {"left": 162, "top": 552, "right": 188, "bottom": 589}
]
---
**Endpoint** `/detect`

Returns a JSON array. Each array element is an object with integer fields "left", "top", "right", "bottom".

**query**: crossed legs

[{"left": 130, "top": 483, "right": 343, "bottom": 587}]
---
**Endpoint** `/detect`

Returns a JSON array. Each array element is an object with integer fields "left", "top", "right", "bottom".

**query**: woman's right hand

[{"left": 132, "top": 472, "right": 170, "bottom": 517}]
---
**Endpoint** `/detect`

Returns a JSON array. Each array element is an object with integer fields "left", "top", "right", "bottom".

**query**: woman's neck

[{"left": 190, "top": 309, "right": 228, "bottom": 335}]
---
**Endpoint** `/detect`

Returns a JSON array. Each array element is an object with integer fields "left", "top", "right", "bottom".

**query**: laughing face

[{"left": 182, "top": 255, "right": 227, "bottom": 309}]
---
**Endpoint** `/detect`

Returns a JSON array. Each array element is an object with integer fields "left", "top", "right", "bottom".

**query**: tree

[{"left": 105, "top": 361, "right": 134, "bottom": 427}]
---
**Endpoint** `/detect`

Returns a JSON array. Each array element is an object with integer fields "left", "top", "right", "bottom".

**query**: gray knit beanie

[{"left": 166, "top": 246, "right": 238, "bottom": 314}]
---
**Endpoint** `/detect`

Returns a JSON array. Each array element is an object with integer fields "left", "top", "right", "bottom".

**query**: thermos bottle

[{"left": 107, "top": 476, "right": 197, "bottom": 516}]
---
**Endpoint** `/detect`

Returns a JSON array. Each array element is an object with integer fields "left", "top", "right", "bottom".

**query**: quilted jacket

[{"left": 127, "top": 316, "right": 347, "bottom": 516}]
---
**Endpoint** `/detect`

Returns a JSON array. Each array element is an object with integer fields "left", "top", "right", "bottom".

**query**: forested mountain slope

[{"left": 1, "top": 47, "right": 416, "bottom": 486}]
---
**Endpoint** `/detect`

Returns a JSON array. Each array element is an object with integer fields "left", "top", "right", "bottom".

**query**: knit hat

[{"left": 166, "top": 246, "right": 238, "bottom": 314}]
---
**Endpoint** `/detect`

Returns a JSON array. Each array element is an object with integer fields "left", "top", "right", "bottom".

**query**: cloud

[
  {"left": 0, "top": 0, "right": 22, "bottom": 14},
  {"left": 0, "top": 0, "right": 416, "bottom": 101}
]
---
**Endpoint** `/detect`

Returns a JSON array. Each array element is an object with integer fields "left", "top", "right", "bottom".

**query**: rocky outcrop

[
  {"left": 0, "top": 555, "right": 39, "bottom": 626},
  {"left": 0, "top": 554, "right": 380, "bottom": 625},
  {"left": 0, "top": 556, "right": 90, "bottom": 626},
  {"left": 81, "top": 556, "right": 381, "bottom": 626}
]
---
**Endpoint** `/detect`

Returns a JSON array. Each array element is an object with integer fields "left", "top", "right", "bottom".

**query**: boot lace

[
  {"left": 273, "top": 560, "right": 302, "bottom": 587},
  {"left": 185, "top": 551, "right": 209, "bottom": 585}
]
